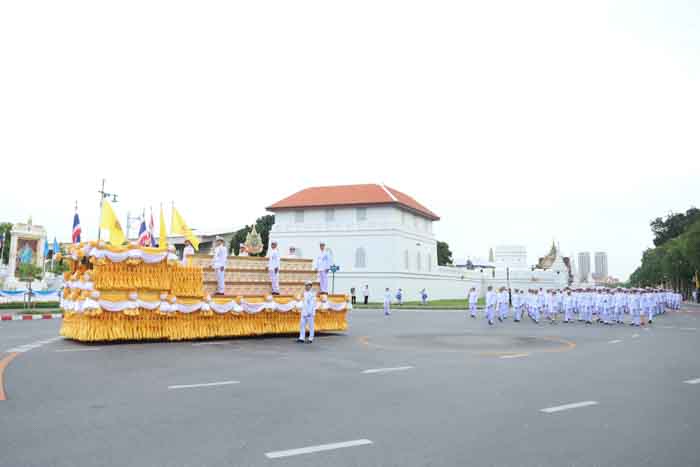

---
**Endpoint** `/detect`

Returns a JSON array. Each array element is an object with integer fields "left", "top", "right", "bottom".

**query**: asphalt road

[{"left": 1, "top": 306, "right": 699, "bottom": 467}]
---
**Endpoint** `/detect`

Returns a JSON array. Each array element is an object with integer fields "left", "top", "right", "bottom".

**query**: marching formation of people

[{"left": 481, "top": 286, "right": 682, "bottom": 326}]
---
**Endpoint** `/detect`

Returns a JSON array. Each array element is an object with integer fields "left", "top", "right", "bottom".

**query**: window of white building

[
  {"left": 356, "top": 207, "right": 367, "bottom": 222},
  {"left": 325, "top": 208, "right": 335, "bottom": 222},
  {"left": 404, "top": 250, "right": 410, "bottom": 270},
  {"left": 294, "top": 210, "right": 304, "bottom": 223},
  {"left": 416, "top": 251, "right": 422, "bottom": 271},
  {"left": 354, "top": 247, "right": 366, "bottom": 268}
]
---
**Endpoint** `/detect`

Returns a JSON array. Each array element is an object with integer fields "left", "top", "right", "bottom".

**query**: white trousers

[
  {"left": 300, "top": 314, "right": 315, "bottom": 340},
  {"left": 498, "top": 303, "right": 508, "bottom": 319},
  {"left": 216, "top": 268, "right": 225, "bottom": 294},
  {"left": 384, "top": 302, "right": 391, "bottom": 315},
  {"left": 469, "top": 303, "right": 477, "bottom": 317},
  {"left": 564, "top": 307, "right": 574, "bottom": 322},
  {"left": 319, "top": 271, "right": 329, "bottom": 293},
  {"left": 269, "top": 269, "right": 279, "bottom": 294},
  {"left": 486, "top": 305, "right": 495, "bottom": 323},
  {"left": 514, "top": 305, "right": 522, "bottom": 321}
]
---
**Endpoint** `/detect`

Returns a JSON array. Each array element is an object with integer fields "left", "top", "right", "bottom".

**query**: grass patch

[
  {"left": 353, "top": 298, "right": 484, "bottom": 309},
  {"left": 0, "top": 301, "right": 60, "bottom": 310}
]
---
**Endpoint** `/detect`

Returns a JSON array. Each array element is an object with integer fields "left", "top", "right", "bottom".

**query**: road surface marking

[
  {"left": 168, "top": 380, "right": 240, "bottom": 389},
  {"left": 192, "top": 342, "right": 231, "bottom": 346},
  {"left": 500, "top": 353, "right": 529, "bottom": 359},
  {"left": 680, "top": 327, "right": 697, "bottom": 331},
  {"left": 362, "top": 366, "right": 413, "bottom": 374},
  {"left": 0, "top": 352, "right": 19, "bottom": 401},
  {"left": 608, "top": 340, "right": 623, "bottom": 344},
  {"left": 6, "top": 336, "right": 63, "bottom": 353},
  {"left": 540, "top": 401, "right": 599, "bottom": 413},
  {"left": 631, "top": 334, "right": 639, "bottom": 338},
  {"left": 54, "top": 348, "right": 103, "bottom": 352},
  {"left": 265, "top": 439, "right": 373, "bottom": 459},
  {"left": 684, "top": 378, "right": 700, "bottom": 385},
  {"left": 662, "top": 326, "right": 676, "bottom": 329}
]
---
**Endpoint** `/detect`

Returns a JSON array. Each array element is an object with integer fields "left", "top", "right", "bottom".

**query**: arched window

[
  {"left": 355, "top": 248, "right": 366, "bottom": 268},
  {"left": 404, "top": 250, "right": 410, "bottom": 270},
  {"left": 416, "top": 252, "right": 422, "bottom": 271}
]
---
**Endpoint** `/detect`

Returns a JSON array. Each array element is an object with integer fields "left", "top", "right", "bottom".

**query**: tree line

[{"left": 629, "top": 207, "right": 700, "bottom": 296}]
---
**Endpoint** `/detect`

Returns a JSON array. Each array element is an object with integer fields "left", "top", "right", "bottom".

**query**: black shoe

[
  {"left": 498, "top": 317, "right": 503, "bottom": 322},
  {"left": 306, "top": 340, "right": 313, "bottom": 344},
  {"left": 296, "top": 339, "right": 305, "bottom": 343}
]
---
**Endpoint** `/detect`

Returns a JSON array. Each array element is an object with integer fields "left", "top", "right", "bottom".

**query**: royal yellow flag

[
  {"left": 171, "top": 206, "right": 200, "bottom": 251},
  {"left": 100, "top": 200, "right": 126, "bottom": 246},
  {"left": 159, "top": 205, "right": 168, "bottom": 250}
]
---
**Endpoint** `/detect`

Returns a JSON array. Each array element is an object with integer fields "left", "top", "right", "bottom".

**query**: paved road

[{"left": 1, "top": 307, "right": 699, "bottom": 467}]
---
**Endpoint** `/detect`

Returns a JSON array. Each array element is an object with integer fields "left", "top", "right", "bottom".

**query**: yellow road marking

[{"left": 0, "top": 352, "right": 19, "bottom": 401}]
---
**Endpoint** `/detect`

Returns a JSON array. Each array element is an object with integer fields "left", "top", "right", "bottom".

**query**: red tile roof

[{"left": 266, "top": 184, "right": 439, "bottom": 221}]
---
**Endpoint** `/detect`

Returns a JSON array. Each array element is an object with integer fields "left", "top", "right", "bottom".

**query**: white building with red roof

[{"left": 267, "top": 184, "right": 474, "bottom": 301}]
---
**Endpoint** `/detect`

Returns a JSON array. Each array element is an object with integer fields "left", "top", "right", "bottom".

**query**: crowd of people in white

[{"left": 473, "top": 287, "right": 683, "bottom": 326}]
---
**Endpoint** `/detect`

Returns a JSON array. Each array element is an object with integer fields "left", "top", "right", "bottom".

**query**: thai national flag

[
  {"left": 72, "top": 211, "right": 82, "bottom": 243},
  {"left": 137, "top": 220, "right": 151, "bottom": 246},
  {"left": 148, "top": 210, "right": 157, "bottom": 246}
]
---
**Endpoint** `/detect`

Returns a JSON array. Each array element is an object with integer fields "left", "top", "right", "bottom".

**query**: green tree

[
  {"left": 17, "top": 263, "right": 42, "bottom": 281},
  {"left": 230, "top": 215, "right": 275, "bottom": 256},
  {"left": 437, "top": 241, "right": 453, "bottom": 266},
  {"left": 0, "top": 222, "right": 12, "bottom": 265},
  {"left": 650, "top": 207, "right": 700, "bottom": 247}
]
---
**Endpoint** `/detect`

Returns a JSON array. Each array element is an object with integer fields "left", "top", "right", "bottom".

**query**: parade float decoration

[{"left": 59, "top": 241, "right": 350, "bottom": 342}]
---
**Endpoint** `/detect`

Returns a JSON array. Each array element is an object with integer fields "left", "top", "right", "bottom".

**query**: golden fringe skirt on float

[{"left": 60, "top": 310, "right": 348, "bottom": 342}]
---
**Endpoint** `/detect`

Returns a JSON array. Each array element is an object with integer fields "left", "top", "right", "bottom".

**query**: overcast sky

[{"left": 1, "top": 1, "right": 698, "bottom": 279}]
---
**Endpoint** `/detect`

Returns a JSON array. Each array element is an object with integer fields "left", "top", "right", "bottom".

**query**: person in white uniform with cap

[
  {"left": 315, "top": 241, "right": 332, "bottom": 294},
  {"left": 267, "top": 240, "right": 281, "bottom": 295},
  {"left": 298, "top": 281, "right": 316, "bottom": 343},
  {"left": 212, "top": 237, "right": 227, "bottom": 295},
  {"left": 182, "top": 239, "right": 195, "bottom": 266}
]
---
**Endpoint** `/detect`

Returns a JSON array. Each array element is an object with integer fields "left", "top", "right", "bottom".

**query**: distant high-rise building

[
  {"left": 594, "top": 251, "right": 608, "bottom": 280},
  {"left": 578, "top": 252, "right": 591, "bottom": 281}
]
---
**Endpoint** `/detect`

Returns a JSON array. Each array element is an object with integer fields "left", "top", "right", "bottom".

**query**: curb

[{"left": 1, "top": 313, "right": 63, "bottom": 321}]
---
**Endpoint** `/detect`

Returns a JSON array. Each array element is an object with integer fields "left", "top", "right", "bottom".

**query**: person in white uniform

[
  {"left": 212, "top": 237, "right": 227, "bottom": 295},
  {"left": 182, "top": 239, "right": 195, "bottom": 266},
  {"left": 563, "top": 289, "right": 574, "bottom": 323},
  {"left": 383, "top": 287, "right": 392, "bottom": 316},
  {"left": 267, "top": 240, "right": 281, "bottom": 295},
  {"left": 315, "top": 242, "right": 332, "bottom": 294},
  {"left": 485, "top": 286, "right": 497, "bottom": 325},
  {"left": 468, "top": 287, "right": 478, "bottom": 318},
  {"left": 298, "top": 281, "right": 316, "bottom": 343}
]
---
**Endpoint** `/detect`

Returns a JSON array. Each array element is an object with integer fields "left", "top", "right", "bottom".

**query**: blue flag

[
  {"left": 44, "top": 238, "right": 50, "bottom": 256},
  {"left": 53, "top": 237, "right": 60, "bottom": 255}
]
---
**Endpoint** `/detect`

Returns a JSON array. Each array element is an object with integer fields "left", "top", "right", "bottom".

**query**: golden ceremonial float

[{"left": 59, "top": 241, "right": 350, "bottom": 342}]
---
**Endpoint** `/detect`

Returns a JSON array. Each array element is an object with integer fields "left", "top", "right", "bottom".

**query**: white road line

[
  {"left": 608, "top": 340, "right": 623, "bottom": 344},
  {"left": 54, "top": 348, "right": 103, "bottom": 352},
  {"left": 168, "top": 380, "right": 240, "bottom": 390},
  {"left": 540, "top": 401, "right": 599, "bottom": 414},
  {"left": 662, "top": 326, "right": 676, "bottom": 329},
  {"left": 500, "top": 353, "right": 529, "bottom": 359},
  {"left": 631, "top": 334, "right": 640, "bottom": 338},
  {"left": 361, "top": 366, "right": 413, "bottom": 374},
  {"left": 192, "top": 342, "right": 231, "bottom": 346},
  {"left": 679, "top": 327, "right": 697, "bottom": 331},
  {"left": 684, "top": 378, "right": 700, "bottom": 385},
  {"left": 265, "top": 439, "right": 373, "bottom": 459}
]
